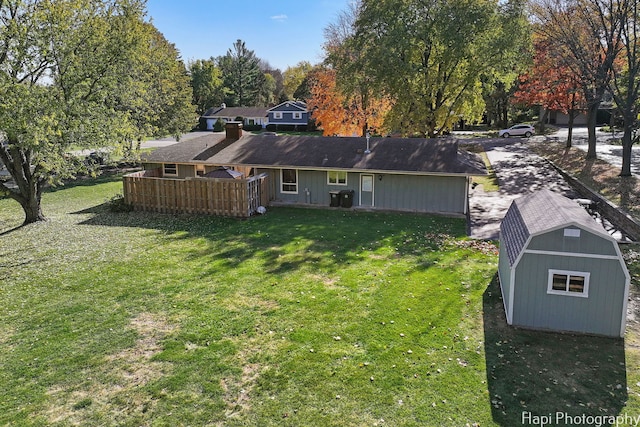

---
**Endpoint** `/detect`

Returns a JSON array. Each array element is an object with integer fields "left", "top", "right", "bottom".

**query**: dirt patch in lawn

[{"left": 43, "top": 312, "right": 177, "bottom": 425}]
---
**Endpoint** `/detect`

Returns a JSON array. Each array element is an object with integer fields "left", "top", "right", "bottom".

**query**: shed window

[
  {"left": 328, "top": 171, "right": 347, "bottom": 185},
  {"left": 564, "top": 228, "right": 581, "bottom": 238},
  {"left": 281, "top": 169, "right": 298, "bottom": 193},
  {"left": 163, "top": 163, "right": 178, "bottom": 176},
  {"left": 547, "top": 269, "right": 590, "bottom": 297}
]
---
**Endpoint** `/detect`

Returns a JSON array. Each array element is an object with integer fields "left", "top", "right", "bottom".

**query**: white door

[{"left": 360, "top": 174, "right": 374, "bottom": 207}]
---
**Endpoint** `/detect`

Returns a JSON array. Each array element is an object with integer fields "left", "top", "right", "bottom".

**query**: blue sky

[{"left": 145, "top": 0, "right": 352, "bottom": 71}]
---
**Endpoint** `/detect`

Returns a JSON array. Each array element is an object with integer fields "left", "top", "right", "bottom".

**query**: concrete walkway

[{"left": 468, "top": 138, "right": 578, "bottom": 240}]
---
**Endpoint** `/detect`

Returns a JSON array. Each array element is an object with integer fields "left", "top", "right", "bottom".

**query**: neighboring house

[
  {"left": 266, "top": 101, "right": 309, "bottom": 128},
  {"left": 199, "top": 104, "right": 268, "bottom": 130},
  {"left": 498, "top": 189, "right": 630, "bottom": 337},
  {"left": 125, "top": 122, "right": 487, "bottom": 217}
]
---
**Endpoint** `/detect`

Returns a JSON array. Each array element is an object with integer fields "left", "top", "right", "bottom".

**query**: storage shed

[{"left": 498, "top": 189, "right": 630, "bottom": 337}]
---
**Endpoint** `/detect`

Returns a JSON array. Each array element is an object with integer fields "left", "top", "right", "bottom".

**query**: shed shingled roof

[
  {"left": 144, "top": 133, "right": 487, "bottom": 175},
  {"left": 500, "top": 189, "right": 611, "bottom": 266}
]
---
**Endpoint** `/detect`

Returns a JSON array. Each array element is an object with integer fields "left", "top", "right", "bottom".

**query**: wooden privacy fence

[{"left": 123, "top": 169, "right": 270, "bottom": 218}]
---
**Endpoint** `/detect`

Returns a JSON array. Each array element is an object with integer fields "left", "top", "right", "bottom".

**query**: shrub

[
  {"left": 266, "top": 124, "right": 277, "bottom": 132},
  {"left": 213, "top": 119, "right": 224, "bottom": 132}
]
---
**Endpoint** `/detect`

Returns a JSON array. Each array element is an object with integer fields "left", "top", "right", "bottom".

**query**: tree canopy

[
  {"left": 336, "top": 0, "right": 530, "bottom": 137},
  {"left": 0, "top": 0, "right": 194, "bottom": 224}
]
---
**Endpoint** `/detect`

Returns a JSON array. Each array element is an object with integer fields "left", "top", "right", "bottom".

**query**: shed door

[{"left": 360, "top": 174, "right": 374, "bottom": 207}]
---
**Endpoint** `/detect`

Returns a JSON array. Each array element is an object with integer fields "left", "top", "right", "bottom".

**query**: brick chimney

[{"left": 225, "top": 121, "right": 243, "bottom": 140}]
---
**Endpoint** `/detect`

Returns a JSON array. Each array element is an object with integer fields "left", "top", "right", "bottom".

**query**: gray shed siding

[
  {"left": 512, "top": 252, "right": 627, "bottom": 336},
  {"left": 497, "top": 239, "right": 513, "bottom": 321},
  {"left": 269, "top": 169, "right": 467, "bottom": 214},
  {"left": 527, "top": 228, "right": 619, "bottom": 257}
]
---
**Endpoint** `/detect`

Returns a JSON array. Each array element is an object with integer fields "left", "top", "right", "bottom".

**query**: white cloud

[{"left": 270, "top": 14, "right": 288, "bottom": 22}]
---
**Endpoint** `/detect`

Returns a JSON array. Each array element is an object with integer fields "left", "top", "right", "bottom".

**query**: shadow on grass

[
  {"left": 483, "top": 275, "right": 627, "bottom": 426},
  {"left": 74, "top": 205, "right": 468, "bottom": 275}
]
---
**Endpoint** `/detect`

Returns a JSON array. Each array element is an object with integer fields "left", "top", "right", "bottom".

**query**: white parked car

[{"left": 499, "top": 124, "right": 535, "bottom": 138}]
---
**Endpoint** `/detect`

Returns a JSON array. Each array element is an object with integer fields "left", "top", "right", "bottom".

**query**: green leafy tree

[
  {"left": 120, "top": 23, "right": 195, "bottom": 145},
  {"left": 188, "top": 58, "right": 226, "bottom": 115},
  {"left": 283, "top": 61, "right": 313, "bottom": 100},
  {"left": 350, "top": 0, "right": 529, "bottom": 137},
  {"left": 219, "top": 39, "right": 264, "bottom": 106},
  {"left": 257, "top": 72, "right": 277, "bottom": 106},
  {"left": 0, "top": 0, "right": 191, "bottom": 224}
]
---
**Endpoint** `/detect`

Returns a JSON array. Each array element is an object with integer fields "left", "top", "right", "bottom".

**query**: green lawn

[{"left": 1, "top": 177, "right": 639, "bottom": 426}]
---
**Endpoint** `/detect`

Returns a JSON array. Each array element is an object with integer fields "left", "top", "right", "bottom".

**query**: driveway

[
  {"left": 468, "top": 138, "right": 578, "bottom": 240},
  {"left": 468, "top": 127, "right": 640, "bottom": 239}
]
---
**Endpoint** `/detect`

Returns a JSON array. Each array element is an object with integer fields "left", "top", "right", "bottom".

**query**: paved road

[{"left": 140, "top": 131, "right": 212, "bottom": 149}]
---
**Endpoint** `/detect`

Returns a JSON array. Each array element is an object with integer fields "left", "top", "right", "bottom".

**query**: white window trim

[
  {"left": 163, "top": 163, "right": 178, "bottom": 177},
  {"left": 273, "top": 112, "right": 283, "bottom": 119},
  {"left": 327, "top": 171, "right": 348, "bottom": 186},
  {"left": 280, "top": 168, "right": 298, "bottom": 194},
  {"left": 547, "top": 269, "right": 590, "bottom": 298},
  {"left": 293, "top": 112, "right": 302, "bottom": 119}
]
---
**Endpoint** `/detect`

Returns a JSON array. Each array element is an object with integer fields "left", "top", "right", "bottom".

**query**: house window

[
  {"left": 195, "top": 164, "right": 205, "bottom": 177},
  {"left": 547, "top": 269, "right": 590, "bottom": 297},
  {"left": 163, "top": 163, "right": 178, "bottom": 176},
  {"left": 273, "top": 112, "right": 283, "bottom": 119},
  {"left": 281, "top": 169, "right": 298, "bottom": 193},
  {"left": 328, "top": 171, "right": 347, "bottom": 185},
  {"left": 293, "top": 112, "right": 302, "bottom": 119}
]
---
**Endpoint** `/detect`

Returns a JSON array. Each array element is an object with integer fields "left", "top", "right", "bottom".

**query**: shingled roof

[
  {"left": 500, "top": 189, "right": 610, "bottom": 266},
  {"left": 144, "top": 133, "right": 486, "bottom": 176},
  {"left": 201, "top": 106, "right": 268, "bottom": 118}
]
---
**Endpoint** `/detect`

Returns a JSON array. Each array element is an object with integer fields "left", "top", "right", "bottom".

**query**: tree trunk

[
  {"left": 620, "top": 121, "right": 634, "bottom": 177},
  {"left": 566, "top": 110, "right": 575, "bottom": 148},
  {"left": 539, "top": 108, "right": 549, "bottom": 134},
  {"left": 20, "top": 190, "right": 46, "bottom": 224},
  {"left": 0, "top": 144, "right": 47, "bottom": 225},
  {"left": 585, "top": 102, "right": 599, "bottom": 159}
]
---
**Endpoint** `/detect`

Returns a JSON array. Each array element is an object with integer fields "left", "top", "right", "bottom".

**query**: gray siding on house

[
  {"left": 526, "top": 228, "right": 618, "bottom": 256},
  {"left": 269, "top": 169, "right": 467, "bottom": 214},
  {"left": 512, "top": 252, "right": 627, "bottom": 336},
  {"left": 374, "top": 175, "right": 466, "bottom": 214}
]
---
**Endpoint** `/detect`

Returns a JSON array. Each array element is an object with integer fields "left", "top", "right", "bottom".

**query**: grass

[{"left": 0, "top": 176, "right": 639, "bottom": 426}]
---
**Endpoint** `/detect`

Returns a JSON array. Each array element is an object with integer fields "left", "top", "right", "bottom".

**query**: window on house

[
  {"left": 328, "top": 171, "right": 347, "bottom": 185},
  {"left": 164, "top": 163, "right": 178, "bottom": 176},
  {"left": 293, "top": 112, "right": 302, "bottom": 119},
  {"left": 195, "top": 164, "right": 205, "bottom": 177},
  {"left": 281, "top": 169, "right": 298, "bottom": 193},
  {"left": 547, "top": 269, "right": 590, "bottom": 297},
  {"left": 273, "top": 112, "right": 283, "bottom": 119}
]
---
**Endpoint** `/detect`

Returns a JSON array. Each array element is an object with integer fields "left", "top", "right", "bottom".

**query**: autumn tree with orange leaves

[
  {"left": 307, "top": 67, "right": 390, "bottom": 137},
  {"left": 513, "top": 34, "right": 585, "bottom": 147}
]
